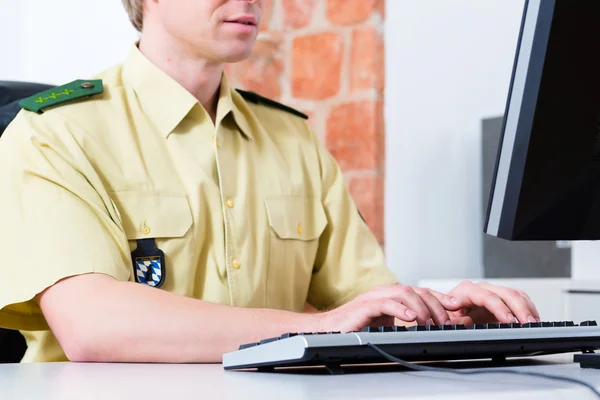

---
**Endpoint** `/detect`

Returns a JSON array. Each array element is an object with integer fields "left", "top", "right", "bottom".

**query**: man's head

[{"left": 122, "top": 0, "right": 265, "bottom": 63}]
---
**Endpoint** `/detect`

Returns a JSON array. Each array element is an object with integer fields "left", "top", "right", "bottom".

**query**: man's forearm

[{"left": 39, "top": 274, "right": 319, "bottom": 363}]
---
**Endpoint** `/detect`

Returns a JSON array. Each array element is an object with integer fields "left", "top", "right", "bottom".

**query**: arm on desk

[
  {"left": 39, "top": 275, "right": 543, "bottom": 363},
  {"left": 39, "top": 274, "right": 442, "bottom": 363},
  {"left": 38, "top": 273, "right": 321, "bottom": 363}
]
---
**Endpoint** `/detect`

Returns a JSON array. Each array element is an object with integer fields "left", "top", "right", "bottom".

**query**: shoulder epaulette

[
  {"left": 20, "top": 79, "right": 104, "bottom": 114},
  {"left": 236, "top": 89, "right": 308, "bottom": 120}
]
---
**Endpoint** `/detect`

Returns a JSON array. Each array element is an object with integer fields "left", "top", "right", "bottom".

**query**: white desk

[{"left": 2, "top": 354, "right": 600, "bottom": 400}]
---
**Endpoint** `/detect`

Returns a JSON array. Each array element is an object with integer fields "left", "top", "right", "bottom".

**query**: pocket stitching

[
  {"left": 109, "top": 191, "right": 192, "bottom": 240},
  {"left": 264, "top": 195, "right": 327, "bottom": 241}
]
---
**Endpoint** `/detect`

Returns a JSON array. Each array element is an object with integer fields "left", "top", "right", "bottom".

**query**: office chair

[
  {"left": 0, "top": 81, "right": 54, "bottom": 136},
  {"left": 0, "top": 80, "right": 55, "bottom": 362}
]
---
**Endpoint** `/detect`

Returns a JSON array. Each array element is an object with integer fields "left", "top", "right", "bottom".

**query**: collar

[
  {"left": 122, "top": 45, "right": 198, "bottom": 138},
  {"left": 217, "top": 72, "right": 254, "bottom": 141},
  {"left": 122, "top": 45, "right": 255, "bottom": 140}
]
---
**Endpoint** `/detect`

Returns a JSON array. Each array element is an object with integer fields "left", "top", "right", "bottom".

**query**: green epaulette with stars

[
  {"left": 19, "top": 79, "right": 104, "bottom": 114},
  {"left": 236, "top": 89, "right": 308, "bottom": 120}
]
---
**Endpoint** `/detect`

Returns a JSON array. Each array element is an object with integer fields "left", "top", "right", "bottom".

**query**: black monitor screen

[{"left": 485, "top": 0, "right": 600, "bottom": 241}]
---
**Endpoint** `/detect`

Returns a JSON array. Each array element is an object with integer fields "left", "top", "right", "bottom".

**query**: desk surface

[{"left": 2, "top": 354, "right": 600, "bottom": 400}]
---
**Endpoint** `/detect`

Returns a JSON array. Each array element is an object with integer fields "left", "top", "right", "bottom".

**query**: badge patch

[
  {"left": 131, "top": 239, "right": 166, "bottom": 288},
  {"left": 135, "top": 257, "right": 163, "bottom": 287}
]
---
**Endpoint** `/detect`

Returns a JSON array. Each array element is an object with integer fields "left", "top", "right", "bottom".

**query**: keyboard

[{"left": 223, "top": 321, "right": 600, "bottom": 372}]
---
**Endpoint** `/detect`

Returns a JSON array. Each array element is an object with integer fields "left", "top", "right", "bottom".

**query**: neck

[{"left": 138, "top": 31, "right": 223, "bottom": 122}]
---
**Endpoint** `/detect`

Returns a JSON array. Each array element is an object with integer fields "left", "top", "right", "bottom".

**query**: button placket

[{"left": 213, "top": 122, "right": 241, "bottom": 305}]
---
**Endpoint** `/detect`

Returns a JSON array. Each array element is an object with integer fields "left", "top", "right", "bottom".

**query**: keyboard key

[
  {"left": 239, "top": 342, "right": 259, "bottom": 350},
  {"left": 280, "top": 333, "right": 295, "bottom": 339},
  {"left": 581, "top": 321, "right": 598, "bottom": 326},
  {"left": 510, "top": 323, "right": 522, "bottom": 328},
  {"left": 487, "top": 323, "right": 500, "bottom": 329},
  {"left": 379, "top": 326, "right": 395, "bottom": 332},
  {"left": 541, "top": 322, "right": 553, "bottom": 328},
  {"left": 408, "top": 326, "right": 427, "bottom": 331},
  {"left": 361, "top": 327, "right": 379, "bottom": 333},
  {"left": 441, "top": 324, "right": 466, "bottom": 330},
  {"left": 522, "top": 322, "right": 542, "bottom": 328},
  {"left": 393, "top": 326, "right": 408, "bottom": 332},
  {"left": 499, "top": 323, "right": 512, "bottom": 329},
  {"left": 427, "top": 325, "right": 441, "bottom": 331},
  {"left": 259, "top": 337, "right": 280, "bottom": 345},
  {"left": 547, "top": 321, "right": 576, "bottom": 328}
]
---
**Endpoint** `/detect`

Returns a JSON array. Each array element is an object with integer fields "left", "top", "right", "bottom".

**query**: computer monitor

[{"left": 485, "top": 0, "right": 600, "bottom": 241}]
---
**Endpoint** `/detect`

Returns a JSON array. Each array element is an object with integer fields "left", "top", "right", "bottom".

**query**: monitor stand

[{"left": 574, "top": 350, "right": 600, "bottom": 368}]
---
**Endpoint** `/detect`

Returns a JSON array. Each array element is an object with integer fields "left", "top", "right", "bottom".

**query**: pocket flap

[
  {"left": 110, "top": 191, "right": 192, "bottom": 240},
  {"left": 265, "top": 196, "right": 327, "bottom": 241}
]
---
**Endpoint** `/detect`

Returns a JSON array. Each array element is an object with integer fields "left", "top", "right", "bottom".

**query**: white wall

[
  {"left": 0, "top": 0, "right": 137, "bottom": 84},
  {"left": 571, "top": 242, "right": 600, "bottom": 281},
  {"left": 384, "top": 0, "right": 526, "bottom": 284},
  {"left": 0, "top": 1, "right": 25, "bottom": 79}
]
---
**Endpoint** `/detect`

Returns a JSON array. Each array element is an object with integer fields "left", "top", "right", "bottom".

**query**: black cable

[{"left": 366, "top": 343, "right": 600, "bottom": 398}]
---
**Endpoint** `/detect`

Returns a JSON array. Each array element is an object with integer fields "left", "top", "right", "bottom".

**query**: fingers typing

[
  {"left": 478, "top": 282, "right": 540, "bottom": 323},
  {"left": 414, "top": 288, "right": 451, "bottom": 325},
  {"left": 451, "top": 281, "right": 515, "bottom": 324}
]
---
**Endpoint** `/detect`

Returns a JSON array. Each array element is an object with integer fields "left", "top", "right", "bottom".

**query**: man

[{"left": 0, "top": 0, "right": 539, "bottom": 363}]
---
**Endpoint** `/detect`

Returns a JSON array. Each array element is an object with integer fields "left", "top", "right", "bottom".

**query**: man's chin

[{"left": 220, "top": 45, "right": 255, "bottom": 64}]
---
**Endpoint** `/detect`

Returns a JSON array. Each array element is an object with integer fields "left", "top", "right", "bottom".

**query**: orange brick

[
  {"left": 292, "top": 32, "right": 343, "bottom": 100},
  {"left": 327, "top": 0, "right": 381, "bottom": 26},
  {"left": 326, "top": 100, "right": 384, "bottom": 171},
  {"left": 351, "top": 26, "right": 384, "bottom": 92},
  {"left": 233, "top": 39, "right": 283, "bottom": 98},
  {"left": 282, "top": 0, "right": 318, "bottom": 29},
  {"left": 348, "top": 174, "right": 384, "bottom": 244}
]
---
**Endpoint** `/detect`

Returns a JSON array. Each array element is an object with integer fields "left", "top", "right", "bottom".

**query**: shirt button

[
  {"left": 226, "top": 198, "right": 235, "bottom": 209},
  {"left": 232, "top": 258, "right": 241, "bottom": 269},
  {"left": 297, "top": 224, "right": 302, "bottom": 235},
  {"left": 142, "top": 226, "right": 151, "bottom": 235}
]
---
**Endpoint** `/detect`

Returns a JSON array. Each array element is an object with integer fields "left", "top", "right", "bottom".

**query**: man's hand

[
  {"left": 317, "top": 281, "right": 540, "bottom": 333},
  {"left": 445, "top": 281, "right": 540, "bottom": 326},
  {"left": 317, "top": 284, "right": 464, "bottom": 333}
]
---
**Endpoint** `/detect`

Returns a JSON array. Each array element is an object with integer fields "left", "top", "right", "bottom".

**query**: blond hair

[{"left": 122, "top": 0, "right": 144, "bottom": 32}]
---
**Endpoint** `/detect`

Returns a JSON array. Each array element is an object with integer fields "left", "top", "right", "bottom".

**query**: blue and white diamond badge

[
  {"left": 131, "top": 238, "right": 166, "bottom": 288},
  {"left": 135, "top": 256, "right": 164, "bottom": 287}
]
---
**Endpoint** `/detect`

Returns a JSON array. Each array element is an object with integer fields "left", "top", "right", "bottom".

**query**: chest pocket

[
  {"left": 264, "top": 196, "right": 327, "bottom": 310},
  {"left": 109, "top": 191, "right": 193, "bottom": 286},
  {"left": 111, "top": 192, "right": 193, "bottom": 239}
]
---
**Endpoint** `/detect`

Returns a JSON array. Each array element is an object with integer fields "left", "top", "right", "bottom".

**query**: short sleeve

[
  {"left": 0, "top": 111, "right": 131, "bottom": 331},
  {"left": 306, "top": 125, "right": 398, "bottom": 310}
]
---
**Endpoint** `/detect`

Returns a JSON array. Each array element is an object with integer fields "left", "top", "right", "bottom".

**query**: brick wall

[{"left": 227, "top": 0, "right": 386, "bottom": 244}]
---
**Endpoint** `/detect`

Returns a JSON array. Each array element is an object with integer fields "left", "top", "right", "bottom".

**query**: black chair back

[
  {"left": 0, "top": 330, "right": 26, "bottom": 363},
  {"left": 0, "top": 81, "right": 54, "bottom": 136}
]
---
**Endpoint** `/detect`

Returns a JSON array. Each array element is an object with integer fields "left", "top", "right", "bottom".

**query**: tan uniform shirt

[{"left": 0, "top": 45, "right": 398, "bottom": 362}]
